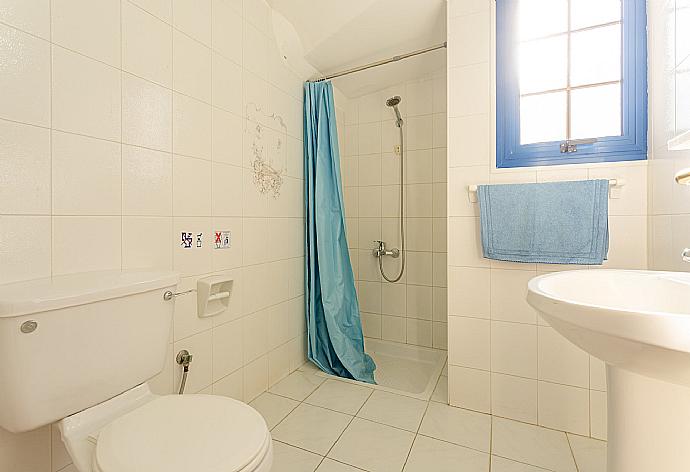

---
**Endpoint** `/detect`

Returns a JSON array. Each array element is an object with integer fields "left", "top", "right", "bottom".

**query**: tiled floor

[{"left": 251, "top": 364, "right": 607, "bottom": 472}]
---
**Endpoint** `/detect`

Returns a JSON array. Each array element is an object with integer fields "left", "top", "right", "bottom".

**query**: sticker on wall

[
  {"left": 214, "top": 231, "right": 232, "bottom": 249},
  {"left": 181, "top": 232, "right": 194, "bottom": 249},
  {"left": 196, "top": 233, "right": 203, "bottom": 248},
  {"left": 245, "top": 103, "right": 288, "bottom": 199}
]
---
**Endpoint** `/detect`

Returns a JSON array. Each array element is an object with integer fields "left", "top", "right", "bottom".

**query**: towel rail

[{"left": 467, "top": 178, "right": 625, "bottom": 203}]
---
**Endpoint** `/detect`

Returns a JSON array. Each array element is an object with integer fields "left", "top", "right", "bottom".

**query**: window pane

[
  {"left": 519, "top": 36, "right": 568, "bottom": 94},
  {"left": 520, "top": 92, "right": 567, "bottom": 144},
  {"left": 571, "top": 0, "right": 621, "bottom": 30},
  {"left": 571, "top": 83, "right": 622, "bottom": 139},
  {"left": 570, "top": 24, "right": 622, "bottom": 87},
  {"left": 518, "top": 0, "right": 568, "bottom": 40}
]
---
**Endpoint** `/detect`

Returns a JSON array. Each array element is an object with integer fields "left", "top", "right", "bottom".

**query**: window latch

[{"left": 560, "top": 138, "right": 598, "bottom": 153}]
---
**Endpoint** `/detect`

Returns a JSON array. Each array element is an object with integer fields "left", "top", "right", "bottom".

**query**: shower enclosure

[{"left": 333, "top": 73, "right": 448, "bottom": 397}]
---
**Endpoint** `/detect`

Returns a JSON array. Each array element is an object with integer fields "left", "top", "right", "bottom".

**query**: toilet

[{"left": 0, "top": 271, "right": 272, "bottom": 472}]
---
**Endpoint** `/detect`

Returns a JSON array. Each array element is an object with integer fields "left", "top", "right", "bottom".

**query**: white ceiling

[{"left": 268, "top": 0, "right": 447, "bottom": 98}]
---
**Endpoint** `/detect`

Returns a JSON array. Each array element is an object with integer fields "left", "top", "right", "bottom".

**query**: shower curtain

[{"left": 303, "top": 81, "right": 376, "bottom": 384}]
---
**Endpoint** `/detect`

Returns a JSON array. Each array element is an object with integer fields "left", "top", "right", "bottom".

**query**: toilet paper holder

[{"left": 197, "top": 275, "right": 233, "bottom": 318}]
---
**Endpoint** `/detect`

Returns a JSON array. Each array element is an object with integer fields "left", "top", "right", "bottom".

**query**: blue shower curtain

[{"left": 303, "top": 81, "right": 376, "bottom": 384}]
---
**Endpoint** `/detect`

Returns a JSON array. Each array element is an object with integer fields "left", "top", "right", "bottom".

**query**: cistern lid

[{"left": 94, "top": 394, "right": 270, "bottom": 472}]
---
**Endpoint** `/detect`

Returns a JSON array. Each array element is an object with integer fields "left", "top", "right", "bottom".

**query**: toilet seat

[{"left": 93, "top": 394, "right": 271, "bottom": 472}]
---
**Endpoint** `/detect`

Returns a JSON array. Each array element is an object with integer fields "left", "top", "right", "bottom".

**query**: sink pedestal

[{"left": 608, "top": 366, "right": 690, "bottom": 472}]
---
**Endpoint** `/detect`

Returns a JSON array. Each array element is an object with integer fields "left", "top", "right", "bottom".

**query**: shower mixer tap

[{"left": 373, "top": 240, "right": 400, "bottom": 259}]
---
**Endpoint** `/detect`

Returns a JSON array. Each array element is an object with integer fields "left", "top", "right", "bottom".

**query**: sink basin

[{"left": 527, "top": 270, "right": 690, "bottom": 472}]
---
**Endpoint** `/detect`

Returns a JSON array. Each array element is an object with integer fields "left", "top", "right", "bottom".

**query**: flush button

[{"left": 20, "top": 320, "right": 38, "bottom": 334}]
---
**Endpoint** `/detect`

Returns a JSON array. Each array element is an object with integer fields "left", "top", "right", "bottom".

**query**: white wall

[
  {"left": 337, "top": 74, "right": 449, "bottom": 349},
  {"left": 0, "top": 0, "right": 308, "bottom": 470},
  {"left": 446, "top": 0, "right": 649, "bottom": 440},
  {"left": 648, "top": 0, "right": 690, "bottom": 271}
]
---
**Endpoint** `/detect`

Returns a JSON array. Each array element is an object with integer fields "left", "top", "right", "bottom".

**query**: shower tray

[{"left": 315, "top": 338, "right": 447, "bottom": 401}]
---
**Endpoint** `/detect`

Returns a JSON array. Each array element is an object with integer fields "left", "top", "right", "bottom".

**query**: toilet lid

[{"left": 94, "top": 395, "right": 270, "bottom": 472}]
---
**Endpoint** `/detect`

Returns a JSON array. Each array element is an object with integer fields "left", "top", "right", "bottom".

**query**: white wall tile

[
  {"left": 122, "top": 145, "right": 173, "bottom": 216},
  {"left": 0, "top": 120, "right": 51, "bottom": 214},
  {"left": 448, "top": 365, "right": 491, "bottom": 413},
  {"left": 0, "top": 24, "right": 50, "bottom": 126},
  {"left": 173, "top": 93, "right": 212, "bottom": 159},
  {"left": 130, "top": 0, "right": 172, "bottom": 22},
  {"left": 212, "top": 318, "right": 243, "bottom": 381},
  {"left": 538, "top": 382, "right": 590, "bottom": 436},
  {"left": 492, "top": 373, "right": 537, "bottom": 423},
  {"left": 172, "top": 0, "right": 211, "bottom": 46},
  {"left": 212, "top": 53, "right": 243, "bottom": 114},
  {"left": 52, "top": 216, "right": 121, "bottom": 275},
  {"left": 51, "top": 0, "right": 120, "bottom": 66},
  {"left": 0, "top": 0, "right": 50, "bottom": 39},
  {"left": 448, "top": 316, "right": 490, "bottom": 370},
  {"left": 448, "top": 267, "right": 490, "bottom": 317},
  {"left": 448, "top": 63, "right": 490, "bottom": 118},
  {"left": 381, "top": 315, "right": 406, "bottom": 343},
  {"left": 212, "top": 0, "right": 242, "bottom": 64},
  {"left": 173, "top": 29, "right": 211, "bottom": 102},
  {"left": 491, "top": 321, "right": 537, "bottom": 378},
  {"left": 406, "top": 318, "right": 432, "bottom": 347},
  {"left": 52, "top": 131, "right": 121, "bottom": 215},
  {"left": 538, "top": 326, "right": 590, "bottom": 388},
  {"left": 122, "top": 216, "right": 173, "bottom": 270},
  {"left": 173, "top": 155, "right": 212, "bottom": 216},
  {"left": 490, "top": 269, "right": 538, "bottom": 324},
  {"left": 52, "top": 46, "right": 121, "bottom": 140},
  {"left": 244, "top": 354, "right": 269, "bottom": 401},
  {"left": 448, "top": 11, "right": 490, "bottom": 68},
  {"left": 122, "top": 74, "right": 173, "bottom": 152},
  {"left": 212, "top": 108, "right": 243, "bottom": 166},
  {"left": 0, "top": 216, "right": 51, "bottom": 284},
  {"left": 122, "top": 1, "right": 172, "bottom": 88}
]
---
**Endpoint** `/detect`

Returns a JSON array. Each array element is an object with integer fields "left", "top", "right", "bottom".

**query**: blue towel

[{"left": 477, "top": 180, "right": 609, "bottom": 265}]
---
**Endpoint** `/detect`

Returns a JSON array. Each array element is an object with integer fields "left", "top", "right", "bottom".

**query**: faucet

[
  {"left": 373, "top": 240, "right": 400, "bottom": 258},
  {"left": 683, "top": 248, "right": 690, "bottom": 263}
]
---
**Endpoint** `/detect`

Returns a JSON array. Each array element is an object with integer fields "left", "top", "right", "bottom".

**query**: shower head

[
  {"left": 386, "top": 96, "right": 404, "bottom": 127},
  {"left": 386, "top": 96, "right": 401, "bottom": 107}
]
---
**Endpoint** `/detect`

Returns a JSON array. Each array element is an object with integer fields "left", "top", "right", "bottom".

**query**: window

[{"left": 496, "top": 0, "right": 647, "bottom": 168}]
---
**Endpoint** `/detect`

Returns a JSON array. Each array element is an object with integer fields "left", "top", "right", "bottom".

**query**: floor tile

[
  {"left": 269, "top": 371, "right": 325, "bottom": 401},
  {"left": 272, "top": 440, "right": 323, "bottom": 472},
  {"left": 305, "top": 379, "right": 373, "bottom": 415},
  {"left": 316, "top": 458, "right": 363, "bottom": 472},
  {"left": 403, "top": 435, "right": 489, "bottom": 472},
  {"left": 272, "top": 404, "right": 353, "bottom": 455},
  {"left": 298, "top": 361, "right": 321, "bottom": 374},
  {"left": 418, "top": 402, "right": 491, "bottom": 452},
  {"left": 567, "top": 434, "right": 606, "bottom": 472},
  {"left": 357, "top": 390, "right": 428, "bottom": 432},
  {"left": 492, "top": 417, "right": 577, "bottom": 472},
  {"left": 491, "top": 455, "right": 551, "bottom": 471},
  {"left": 249, "top": 392, "right": 299, "bottom": 430},
  {"left": 328, "top": 418, "right": 415, "bottom": 472},
  {"left": 431, "top": 376, "right": 448, "bottom": 403}
]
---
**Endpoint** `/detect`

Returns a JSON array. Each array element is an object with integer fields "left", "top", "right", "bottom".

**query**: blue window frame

[{"left": 496, "top": 0, "right": 648, "bottom": 168}]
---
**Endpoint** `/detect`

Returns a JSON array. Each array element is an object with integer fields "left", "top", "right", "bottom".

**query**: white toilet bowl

[{"left": 59, "top": 384, "right": 272, "bottom": 472}]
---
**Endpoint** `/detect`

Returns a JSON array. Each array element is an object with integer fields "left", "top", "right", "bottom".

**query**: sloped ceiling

[{"left": 268, "top": 0, "right": 447, "bottom": 97}]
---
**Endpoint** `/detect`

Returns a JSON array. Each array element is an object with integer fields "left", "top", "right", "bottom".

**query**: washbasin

[{"left": 527, "top": 270, "right": 690, "bottom": 472}]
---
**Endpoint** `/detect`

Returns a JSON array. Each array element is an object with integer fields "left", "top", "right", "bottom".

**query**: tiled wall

[
  {"left": 0, "top": 0, "right": 308, "bottom": 470},
  {"left": 336, "top": 75, "right": 449, "bottom": 349},
  {"left": 446, "top": 0, "right": 649, "bottom": 440},
  {"left": 648, "top": 0, "right": 690, "bottom": 271}
]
